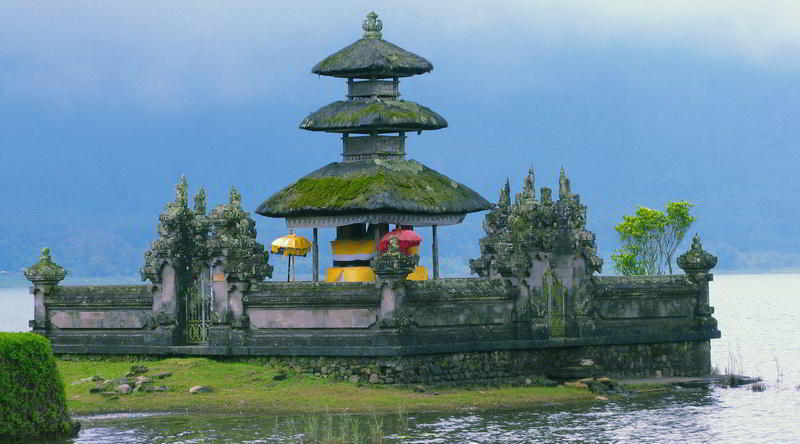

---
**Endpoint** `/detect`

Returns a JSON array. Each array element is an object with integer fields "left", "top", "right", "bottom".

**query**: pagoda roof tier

[
  {"left": 300, "top": 99, "right": 447, "bottom": 133},
  {"left": 311, "top": 12, "right": 433, "bottom": 79},
  {"left": 255, "top": 159, "right": 491, "bottom": 223}
]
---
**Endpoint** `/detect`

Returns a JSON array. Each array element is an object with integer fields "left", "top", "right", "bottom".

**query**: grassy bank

[{"left": 59, "top": 357, "right": 598, "bottom": 415}]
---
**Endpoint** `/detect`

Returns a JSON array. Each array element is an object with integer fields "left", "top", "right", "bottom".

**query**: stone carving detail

[
  {"left": 677, "top": 234, "right": 718, "bottom": 324},
  {"left": 470, "top": 168, "right": 605, "bottom": 338},
  {"left": 677, "top": 234, "right": 718, "bottom": 278},
  {"left": 24, "top": 248, "right": 67, "bottom": 285},
  {"left": 141, "top": 178, "right": 272, "bottom": 284},
  {"left": 470, "top": 168, "right": 603, "bottom": 279},
  {"left": 370, "top": 237, "right": 417, "bottom": 280},
  {"left": 207, "top": 187, "right": 273, "bottom": 282},
  {"left": 141, "top": 177, "right": 207, "bottom": 283},
  {"left": 362, "top": 11, "right": 383, "bottom": 39}
]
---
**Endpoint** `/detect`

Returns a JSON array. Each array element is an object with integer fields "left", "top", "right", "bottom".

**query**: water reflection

[{"left": 66, "top": 386, "right": 741, "bottom": 443}]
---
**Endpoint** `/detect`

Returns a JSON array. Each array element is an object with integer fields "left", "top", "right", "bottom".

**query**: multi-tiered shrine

[{"left": 256, "top": 12, "right": 490, "bottom": 282}]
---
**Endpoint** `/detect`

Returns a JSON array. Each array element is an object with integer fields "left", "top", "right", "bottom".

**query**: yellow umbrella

[{"left": 271, "top": 233, "right": 312, "bottom": 281}]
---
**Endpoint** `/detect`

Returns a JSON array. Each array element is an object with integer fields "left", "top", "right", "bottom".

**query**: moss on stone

[
  {"left": 300, "top": 99, "right": 447, "bottom": 132},
  {"left": 312, "top": 38, "right": 433, "bottom": 79},
  {"left": 256, "top": 159, "right": 490, "bottom": 217}
]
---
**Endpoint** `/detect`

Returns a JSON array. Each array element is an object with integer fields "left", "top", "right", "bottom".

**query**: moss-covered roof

[
  {"left": 256, "top": 159, "right": 491, "bottom": 218},
  {"left": 300, "top": 99, "right": 447, "bottom": 133},
  {"left": 312, "top": 38, "right": 433, "bottom": 79}
]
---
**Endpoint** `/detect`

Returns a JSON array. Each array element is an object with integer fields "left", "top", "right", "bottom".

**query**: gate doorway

[{"left": 185, "top": 268, "right": 212, "bottom": 344}]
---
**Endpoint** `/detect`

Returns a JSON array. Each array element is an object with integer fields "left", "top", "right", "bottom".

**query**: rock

[
  {"left": 349, "top": 375, "right": 360, "bottom": 384},
  {"left": 135, "top": 376, "right": 152, "bottom": 386},
  {"left": 524, "top": 378, "right": 532, "bottom": 385},
  {"left": 595, "top": 396, "right": 609, "bottom": 401},
  {"left": 116, "top": 384, "right": 132, "bottom": 394},
  {"left": 563, "top": 381, "right": 588, "bottom": 389},
  {"left": 135, "top": 384, "right": 155, "bottom": 393},
  {"left": 112, "top": 377, "right": 131, "bottom": 385},
  {"left": 189, "top": 385, "right": 212, "bottom": 394},
  {"left": 272, "top": 373, "right": 287, "bottom": 381},
  {"left": 369, "top": 373, "right": 380, "bottom": 384},
  {"left": 413, "top": 385, "right": 426, "bottom": 393},
  {"left": 154, "top": 385, "right": 168, "bottom": 392},
  {"left": 99, "top": 391, "right": 119, "bottom": 399},
  {"left": 654, "top": 370, "right": 662, "bottom": 377},
  {"left": 154, "top": 372, "right": 173, "bottom": 380},
  {"left": 580, "top": 359, "right": 594, "bottom": 366},
  {"left": 129, "top": 365, "right": 149, "bottom": 375}
]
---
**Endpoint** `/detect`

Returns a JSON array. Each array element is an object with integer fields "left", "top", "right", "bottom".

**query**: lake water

[{"left": 2, "top": 274, "right": 799, "bottom": 443}]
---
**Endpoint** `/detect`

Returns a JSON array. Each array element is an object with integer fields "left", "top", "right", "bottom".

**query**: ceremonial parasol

[
  {"left": 378, "top": 228, "right": 422, "bottom": 255},
  {"left": 271, "top": 233, "right": 311, "bottom": 281}
]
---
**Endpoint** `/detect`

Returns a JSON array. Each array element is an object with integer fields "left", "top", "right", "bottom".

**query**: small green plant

[
  {"left": 612, "top": 201, "right": 695, "bottom": 275},
  {"left": 368, "top": 411, "right": 385, "bottom": 444},
  {"left": 396, "top": 405, "right": 410, "bottom": 435}
]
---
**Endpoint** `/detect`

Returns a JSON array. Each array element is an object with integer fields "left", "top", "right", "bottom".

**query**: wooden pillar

[
  {"left": 432, "top": 225, "right": 440, "bottom": 279},
  {"left": 312, "top": 228, "right": 319, "bottom": 282}
]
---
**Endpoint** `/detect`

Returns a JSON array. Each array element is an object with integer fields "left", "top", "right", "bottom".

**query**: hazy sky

[{"left": 2, "top": 1, "right": 799, "bottom": 275}]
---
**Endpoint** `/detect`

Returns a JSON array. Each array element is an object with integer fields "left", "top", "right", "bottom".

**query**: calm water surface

[{"left": 3, "top": 274, "right": 799, "bottom": 443}]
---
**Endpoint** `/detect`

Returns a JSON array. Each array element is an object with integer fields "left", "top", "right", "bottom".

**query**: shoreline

[{"left": 58, "top": 357, "right": 682, "bottom": 416}]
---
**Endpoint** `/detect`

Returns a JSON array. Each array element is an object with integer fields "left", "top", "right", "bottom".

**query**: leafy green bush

[{"left": 0, "top": 332, "right": 80, "bottom": 441}]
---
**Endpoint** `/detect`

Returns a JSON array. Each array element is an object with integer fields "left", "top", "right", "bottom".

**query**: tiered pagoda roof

[{"left": 256, "top": 12, "right": 490, "bottom": 228}]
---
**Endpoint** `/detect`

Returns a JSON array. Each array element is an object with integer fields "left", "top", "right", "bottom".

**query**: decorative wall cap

[
  {"left": 24, "top": 248, "right": 67, "bottom": 285},
  {"left": 677, "top": 234, "right": 717, "bottom": 275}
]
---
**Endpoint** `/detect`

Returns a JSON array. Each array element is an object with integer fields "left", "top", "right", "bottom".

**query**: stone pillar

[
  {"left": 313, "top": 228, "right": 319, "bottom": 282},
  {"left": 677, "top": 234, "right": 718, "bottom": 333},
  {"left": 432, "top": 225, "right": 440, "bottom": 279},
  {"left": 370, "top": 237, "right": 416, "bottom": 325},
  {"left": 144, "top": 261, "right": 180, "bottom": 345},
  {"left": 210, "top": 260, "right": 228, "bottom": 321},
  {"left": 24, "top": 248, "right": 67, "bottom": 333},
  {"left": 152, "top": 262, "right": 178, "bottom": 323}
]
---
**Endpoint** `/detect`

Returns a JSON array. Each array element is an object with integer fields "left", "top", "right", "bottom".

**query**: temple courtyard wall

[{"left": 30, "top": 273, "right": 718, "bottom": 383}]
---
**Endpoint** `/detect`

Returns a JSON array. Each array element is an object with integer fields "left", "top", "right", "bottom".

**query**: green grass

[{"left": 59, "top": 357, "right": 596, "bottom": 415}]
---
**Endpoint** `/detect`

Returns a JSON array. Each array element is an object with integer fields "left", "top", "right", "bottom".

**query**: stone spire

[
  {"left": 559, "top": 167, "right": 571, "bottom": 199},
  {"left": 300, "top": 12, "right": 447, "bottom": 162}
]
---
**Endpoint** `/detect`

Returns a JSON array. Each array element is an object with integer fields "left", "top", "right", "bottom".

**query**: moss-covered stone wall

[{"left": 262, "top": 340, "right": 712, "bottom": 386}]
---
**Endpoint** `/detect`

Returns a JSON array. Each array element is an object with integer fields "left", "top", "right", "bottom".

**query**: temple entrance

[{"left": 184, "top": 268, "right": 212, "bottom": 344}]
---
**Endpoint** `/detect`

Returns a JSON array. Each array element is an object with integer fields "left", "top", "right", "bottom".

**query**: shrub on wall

[{"left": 0, "top": 332, "right": 80, "bottom": 441}]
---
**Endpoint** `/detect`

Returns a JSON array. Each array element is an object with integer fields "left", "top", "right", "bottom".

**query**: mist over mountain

[{"left": 2, "top": 2, "right": 799, "bottom": 278}]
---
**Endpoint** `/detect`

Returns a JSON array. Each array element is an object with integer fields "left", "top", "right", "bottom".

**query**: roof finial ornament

[{"left": 363, "top": 11, "right": 383, "bottom": 39}]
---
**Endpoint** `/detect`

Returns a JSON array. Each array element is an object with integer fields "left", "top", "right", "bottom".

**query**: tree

[{"left": 611, "top": 201, "right": 696, "bottom": 275}]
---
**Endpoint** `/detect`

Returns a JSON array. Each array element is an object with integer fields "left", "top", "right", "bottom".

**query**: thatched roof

[
  {"left": 312, "top": 37, "right": 433, "bottom": 79},
  {"left": 300, "top": 99, "right": 447, "bottom": 133},
  {"left": 256, "top": 159, "right": 491, "bottom": 218}
]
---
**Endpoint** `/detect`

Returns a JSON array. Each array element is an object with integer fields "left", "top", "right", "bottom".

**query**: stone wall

[{"left": 258, "top": 340, "right": 712, "bottom": 386}]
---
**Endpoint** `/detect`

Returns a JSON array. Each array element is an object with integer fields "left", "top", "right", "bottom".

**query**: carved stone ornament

[
  {"left": 370, "top": 236, "right": 416, "bottom": 279},
  {"left": 471, "top": 168, "right": 603, "bottom": 278},
  {"left": 141, "top": 178, "right": 272, "bottom": 284},
  {"left": 207, "top": 187, "right": 273, "bottom": 282},
  {"left": 677, "top": 234, "right": 718, "bottom": 276},
  {"left": 24, "top": 247, "right": 67, "bottom": 285},
  {"left": 363, "top": 11, "right": 383, "bottom": 39}
]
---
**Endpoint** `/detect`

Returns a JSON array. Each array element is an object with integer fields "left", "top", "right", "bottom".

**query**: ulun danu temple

[{"left": 25, "top": 13, "right": 720, "bottom": 384}]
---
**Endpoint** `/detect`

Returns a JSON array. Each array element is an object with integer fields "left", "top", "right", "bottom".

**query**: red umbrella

[{"left": 378, "top": 228, "right": 423, "bottom": 254}]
